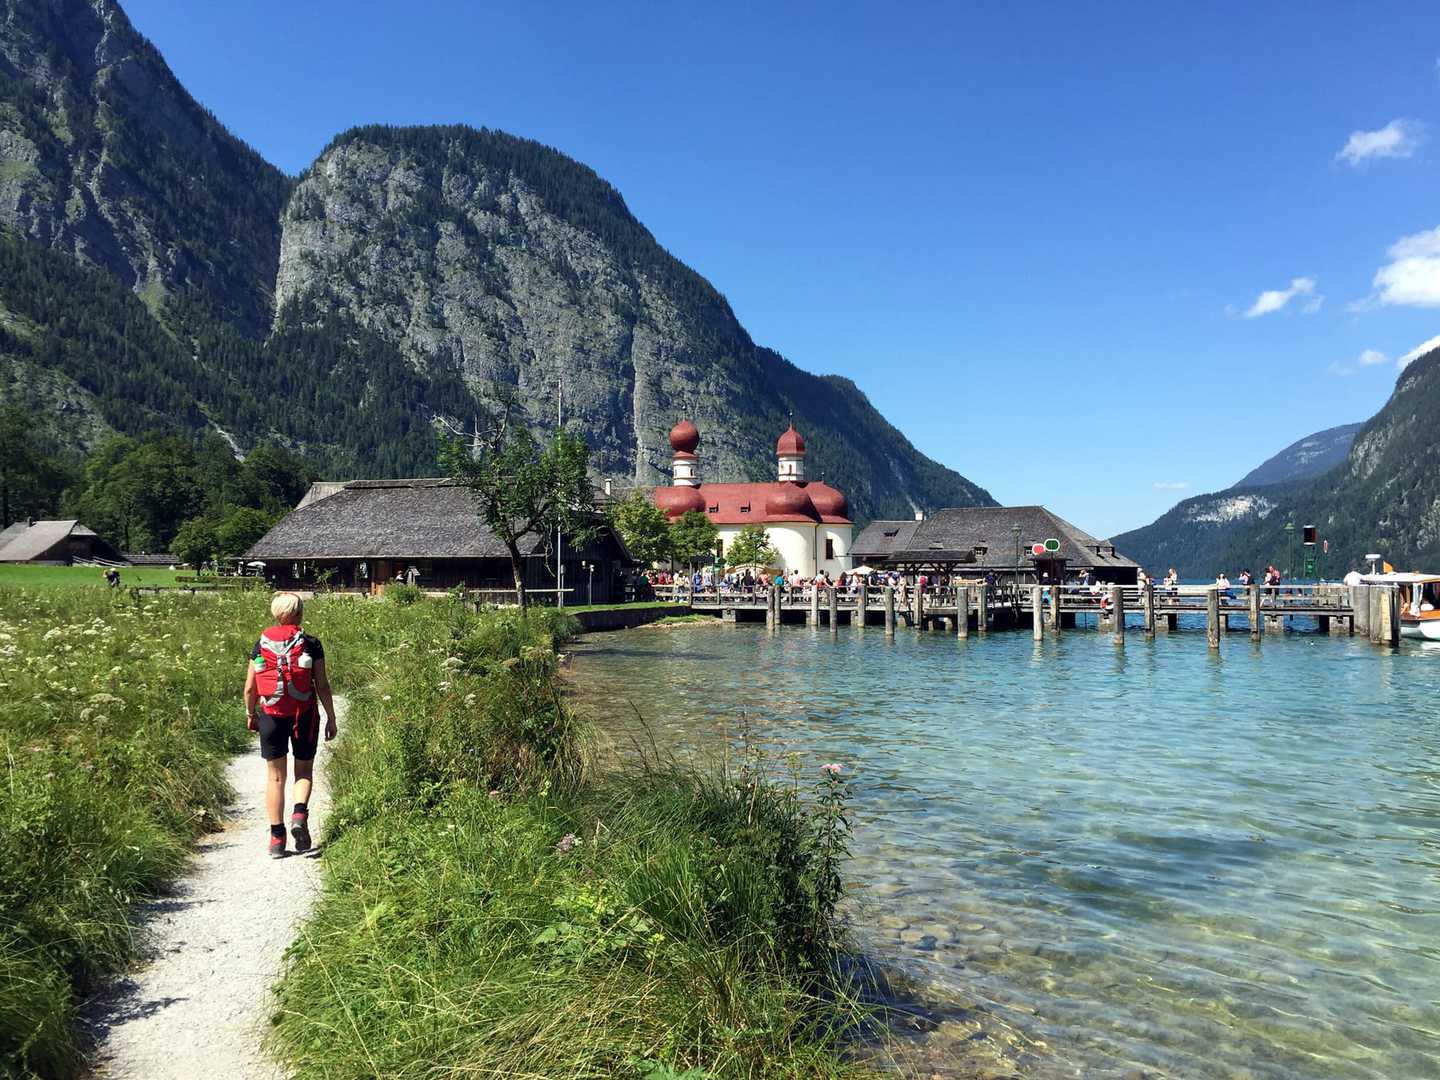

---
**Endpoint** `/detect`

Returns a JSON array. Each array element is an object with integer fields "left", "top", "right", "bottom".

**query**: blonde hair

[{"left": 270, "top": 592, "right": 304, "bottom": 624}]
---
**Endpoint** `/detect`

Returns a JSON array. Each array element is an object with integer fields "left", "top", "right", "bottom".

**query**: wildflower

[
  {"left": 820, "top": 763, "right": 843, "bottom": 778},
  {"left": 555, "top": 833, "right": 578, "bottom": 855},
  {"left": 382, "top": 694, "right": 392, "bottom": 702},
  {"left": 488, "top": 789, "right": 501, "bottom": 799}
]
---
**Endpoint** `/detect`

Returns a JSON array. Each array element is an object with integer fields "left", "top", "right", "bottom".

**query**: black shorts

[{"left": 256, "top": 707, "right": 321, "bottom": 761}]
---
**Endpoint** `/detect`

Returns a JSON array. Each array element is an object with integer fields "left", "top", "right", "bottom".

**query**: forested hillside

[
  {"left": 1117, "top": 343, "right": 1440, "bottom": 576},
  {"left": 0, "top": 0, "right": 994, "bottom": 527}
]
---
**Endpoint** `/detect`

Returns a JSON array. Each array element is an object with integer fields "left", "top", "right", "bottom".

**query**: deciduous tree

[
  {"left": 440, "top": 402, "right": 596, "bottom": 608},
  {"left": 670, "top": 510, "right": 719, "bottom": 570},
  {"left": 606, "top": 490, "right": 673, "bottom": 565},
  {"left": 724, "top": 523, "right": 776, "bottom": 568}
]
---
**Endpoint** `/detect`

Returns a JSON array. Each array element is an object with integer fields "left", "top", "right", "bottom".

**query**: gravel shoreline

[{"left": 83, "top": 704, "right": 342, "bottom": 1079}]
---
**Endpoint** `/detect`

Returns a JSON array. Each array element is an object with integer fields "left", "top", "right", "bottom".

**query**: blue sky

[{"left": 125, "top": 1, "right": 1440, "bottom": 536}]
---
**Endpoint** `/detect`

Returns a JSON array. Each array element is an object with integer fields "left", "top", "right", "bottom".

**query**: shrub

[{"left": 385, "top": 582, "right": 424, "bottom": 605}]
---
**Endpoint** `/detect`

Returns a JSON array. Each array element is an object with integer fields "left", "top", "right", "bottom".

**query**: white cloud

[
  {"left": 1336, "top": 119, "right": 1424, "bottom": 165},
  {"left": 1153, "top": 481, "right": 1188, "bottom": 491},
  {"left": 1397, "top": 333, "right": 1440, "bottom": 369},
  {"left": 1329, "top": 348, "right": 1389, "bottom": 376},
  {"left": 1370, "top": 226, "right": 1440, "bottom": 307},
  {"left": 1243, "top": 276, "right": 1319, "bottom": 318}
]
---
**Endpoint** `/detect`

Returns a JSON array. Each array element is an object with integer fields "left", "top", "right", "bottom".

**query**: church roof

[{"left": 670, "top": 482, "right": 850, "bottom": 526}]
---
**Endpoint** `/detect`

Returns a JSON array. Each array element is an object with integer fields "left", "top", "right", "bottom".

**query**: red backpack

[{"left": 253, "top": 625, "right": 315, "bottom": 716}]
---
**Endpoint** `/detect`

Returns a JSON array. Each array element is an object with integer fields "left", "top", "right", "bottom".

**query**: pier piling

[
  {"left": 914, "top": 584, "right": 925, "bottom": 631},
  {"left": 1050, "top": 583, "right": 1061, "bottom": 636},
  {"left": 957, "top": 585, "right": 970, "bottom": 639},
  {"left": 976, "top": 585, "right": 989, "bottom": 635},
  {"left": 1142, "top": 582, "right": 1155, "bottom": 635},
  {"left": 857, "top": 581, "right": 868, "bottom": 627},
  {"left": 1249, "top": 585, "right": 1262, "bottom": 642},
  {"left": 809, "top": 584, "right": 819, "bottom": 627},
  {"left": 883, "top": 585, "right": 895, "bottom": 636},
  {"left": 1112, "top": 585, "right": 1125, "bottom": 645},
  {"left": 828, "top": 585, "right": 839, "bottom": 635},
  {"left": 1206, "top": 588, "right": 1220, "bottom": 649},
  {"left": 1032, "top": 585, "right": 1043, "bottom": 640}
]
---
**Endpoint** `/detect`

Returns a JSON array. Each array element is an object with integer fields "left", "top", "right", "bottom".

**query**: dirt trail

[{"left": 85, "top": 703, "right": 343, "bottom": 1080}]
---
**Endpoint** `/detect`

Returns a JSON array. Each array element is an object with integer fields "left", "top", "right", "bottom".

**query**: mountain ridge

[
  {"left": 0, "top": 1, "right": 994, "bottom": 525},
  {"left": 1115, "top": 350, "right": 1440, "bottom": 576}
]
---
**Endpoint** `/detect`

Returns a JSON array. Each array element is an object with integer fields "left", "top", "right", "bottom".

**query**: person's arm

[
  {"left": 243, "top": 663, "right": 258, "bottom": 730},
  {"left": 314, "top": 656, "right": 338, "bottom": 740}
]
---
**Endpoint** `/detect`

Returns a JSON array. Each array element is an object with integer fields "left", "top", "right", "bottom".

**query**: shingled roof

[
  {"left": 851, "top": 519, "right": 922, "bottom": 560},
  {"left": 855, "top": 506, "right": 1137, "bottom": 571},
  {"left": 246, "top": 480, "right": 551, "bottom": 561},
  {"left": 0, "top": 520, "right": 106, "bottom": 563}
]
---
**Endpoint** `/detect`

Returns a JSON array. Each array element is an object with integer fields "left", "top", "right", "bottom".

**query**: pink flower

[
  {"left": 820, "top": 763, "right": 843, "bottom": 778},
  {"left": 555, "top": 832, "right": 578, "bottom": 854}
]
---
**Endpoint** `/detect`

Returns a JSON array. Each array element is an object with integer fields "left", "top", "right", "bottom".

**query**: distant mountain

[
  {"left": 1232, "top": 423, "right": 1361, "bottom": 489},
  {"left": 1110, "top": 484, "right": 1295, "bottom": 578},
  {"left": 1116, "top": 346, "right": 1440, "bottom": 576},
  {"left": 0, "top": 0, "right": 994, "bottom": 524}
]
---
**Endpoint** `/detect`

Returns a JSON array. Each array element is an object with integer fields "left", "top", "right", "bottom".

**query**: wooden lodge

[
  {"left": 0, "top": 519, "right": 123, "bottom": 564},
  {"left": 245, "top": 480, "right": 635, "bottom": 602},
  {"left": 851, "top": 505, "right": 1139, "bottom": 584}
]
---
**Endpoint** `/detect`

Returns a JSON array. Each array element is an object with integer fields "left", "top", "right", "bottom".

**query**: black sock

[
  {"left": 270, "top": 824, "right": 285, "bottom": 839},
  {"left": 293, "top": 802, "right": 308, "bottom": 816}
]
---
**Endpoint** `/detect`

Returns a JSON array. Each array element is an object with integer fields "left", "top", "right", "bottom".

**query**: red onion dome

[
  {"left": 655, "top": 485, "right": 706, "bottom": 517},
  {"left": 766, "top": 483, "right": 816, "bottom": 518},
  {"left": 776, "top": 424, "right": 806, "bottom": 456},
  {"left": 808, "top": 482, "right": 848, "bottom": 519},
  {"left": 669, "top": 419, "right": 700, "bottom": 454}
]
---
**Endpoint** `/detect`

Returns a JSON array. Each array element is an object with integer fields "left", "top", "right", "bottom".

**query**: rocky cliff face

[
  {"left": 273, "top": 126, "right": 994, "bottom": 519},
  {"left": 0, "top": 5, "right": 994, "bottom": 524},
  {"left": 0, "top": 0, "right": 288, "bottom": 332},
  {"left": 1232, "top": 422, "right": 1361, "bottom": 489}
]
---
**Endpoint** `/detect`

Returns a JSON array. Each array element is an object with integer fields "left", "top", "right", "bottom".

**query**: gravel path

[{"left": 85, "top": 705, "right": 342, "bottom": 1080}]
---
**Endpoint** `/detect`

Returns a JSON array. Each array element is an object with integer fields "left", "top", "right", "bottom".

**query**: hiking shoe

[
  {"left": 269, "top": 834, "right": 286, "bottom": 859},
  {"left": 290, "top": 811, "right": 311, "bottom": 854}
]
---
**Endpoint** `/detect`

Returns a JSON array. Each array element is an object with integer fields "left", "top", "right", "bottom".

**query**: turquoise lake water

[{"left": 572, "top": 620, "right": 1440, "bottom": 1079}]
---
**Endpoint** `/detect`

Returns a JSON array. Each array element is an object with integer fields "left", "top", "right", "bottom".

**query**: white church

[{"left": 653, "top": 419, "right": 853, "bottom": 578}]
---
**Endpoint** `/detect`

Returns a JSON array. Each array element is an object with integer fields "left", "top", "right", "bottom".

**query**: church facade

[{"left": 653, "top": 419, "right": 853, "bottom": 578}]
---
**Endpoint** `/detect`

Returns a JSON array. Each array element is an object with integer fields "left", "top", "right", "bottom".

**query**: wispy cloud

[
  {"left": 1152, "top": 481, "right": 1188, "bottom": 491},
  {"left": 1241, "top": 276, "right": 1319, "bottom": 318},
  {"left": 1329, "top": 348, "right": 1390, "bottom": 376},
  {"left": 1336, "top": 119, "right": 1424, "bottom": 166},
  {"left": 1398, "top": 333, "right": 1440, "bottom": 369},
  {"left": 1365, "top": 226, "right": 1440, "bottom": 308}
]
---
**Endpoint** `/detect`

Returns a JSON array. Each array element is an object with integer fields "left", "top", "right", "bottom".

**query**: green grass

[
  {"left": 0, "top": 588, "right": 871, "bottom": 1078},
  {"left": 0, "top": 589, "right": 274, "bottom": 1075},
  {"left": 269, "top": 600, "right": 869, "bottom": 1079},
  {"left": 0, "top": 565, "right": 188, "bottom": 590}
]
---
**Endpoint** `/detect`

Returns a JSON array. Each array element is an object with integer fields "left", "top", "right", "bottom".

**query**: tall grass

[
  {"left": 0, "top": 588, "right": 272, "bottom": 1076},
  {"left": 0, "top": 586, "right": 871, "bottom": 1078},
  {"left": 270, "top": 601, "right": 870, "bottom": 1078}
]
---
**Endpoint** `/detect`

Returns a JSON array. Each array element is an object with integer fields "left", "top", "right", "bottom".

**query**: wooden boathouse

[{"left": 851, "top": 505, "right": 1140, "bottom": 584}]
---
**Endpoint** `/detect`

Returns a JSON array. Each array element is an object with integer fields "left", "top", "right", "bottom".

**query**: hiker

[{"left": 243, "top": 592, "right": 337, "bottom": 859}]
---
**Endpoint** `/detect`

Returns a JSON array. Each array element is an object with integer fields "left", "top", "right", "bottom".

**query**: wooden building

[
  {"left": 246, "top": 479, "right": 635, "bottom": 601},
  {"left": 851, "top": 505, "right": 1140, "bottom": 584},
  {"left": 0, "top": 519, "right": 123, "bottom": 564}
]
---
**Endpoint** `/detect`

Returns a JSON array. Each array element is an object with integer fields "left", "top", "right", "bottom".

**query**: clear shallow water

[{"left": 571, "top": 622, "right": 1440, "bottom": 1079}]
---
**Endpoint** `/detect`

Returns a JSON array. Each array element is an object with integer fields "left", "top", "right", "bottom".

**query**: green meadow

[{"left": 0, "top": 583, "right": 872, "bottom": 1078}]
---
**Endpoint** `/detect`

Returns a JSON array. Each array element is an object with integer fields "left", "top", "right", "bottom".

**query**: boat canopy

[{"left": 1360, "top": 572, "right": 1440, "bottom": 585}]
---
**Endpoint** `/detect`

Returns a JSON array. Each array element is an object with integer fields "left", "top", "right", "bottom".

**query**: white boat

[{"left": 1362, "top": 572, "right": 1440, "bottom": 640}]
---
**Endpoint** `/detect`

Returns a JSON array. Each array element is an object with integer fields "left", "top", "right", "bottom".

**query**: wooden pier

[{"left": 652, "top": 582, "right": 1404, "bottom": 648}]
